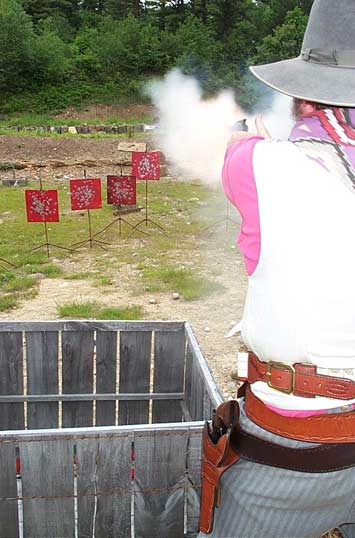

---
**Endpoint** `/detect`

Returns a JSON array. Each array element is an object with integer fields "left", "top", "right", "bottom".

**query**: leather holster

[{"left": 199, "top": 401, "right": 240, "bottom": 534}]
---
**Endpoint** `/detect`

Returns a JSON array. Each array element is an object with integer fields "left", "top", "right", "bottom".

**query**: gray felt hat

[{"left": 250, "top": 0, "right": 355, "bottom": 106}]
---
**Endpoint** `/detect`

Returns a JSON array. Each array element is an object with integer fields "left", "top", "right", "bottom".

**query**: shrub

[
  {"left": 31, "top": 30, "right": 71, "bottom": 83},
  {"left": 0, "top": 0, "right": 34, "bottom": 91}
]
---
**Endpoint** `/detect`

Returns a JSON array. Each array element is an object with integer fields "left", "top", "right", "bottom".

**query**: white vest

[{"left": 241, "top": 139, "right": 355, "bottom": 410}]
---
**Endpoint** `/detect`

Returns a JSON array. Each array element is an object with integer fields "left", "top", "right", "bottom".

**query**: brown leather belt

[
  {"left": 244, "top": 385, "right": 355, "bottom": 443},
  {"left": 247, "top": 352, "right": 355, "bottom": 399},
  {"left": 231, "top": 426, "right": 355, "bottom": 473}
]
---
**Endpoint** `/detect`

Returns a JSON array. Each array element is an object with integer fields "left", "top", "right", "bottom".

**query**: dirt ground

[
  {"left": 1, "top": 236, "right": 247, "bottom": 400},
  {"left": 0, "top": 135, "right": 130, "bottom": 163},
  {"left": 54, "top": 103, "right": 154, "bottom": 122}
]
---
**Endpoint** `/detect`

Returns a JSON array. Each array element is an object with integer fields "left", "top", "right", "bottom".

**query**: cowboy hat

[{"left": 250, "top": 0, "right": 355, "bottom": 106}]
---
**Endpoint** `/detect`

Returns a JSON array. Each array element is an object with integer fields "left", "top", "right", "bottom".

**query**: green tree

[
  {"left": 80, "top": 0, "right": 104, "bottom": 13},
  {"left": 0, "top": 0, "right": 34, "bottom": 90},
  {"left": 39, "top": 14, "right": 75, "bottom": 41},
  {"left": 94, "top": 15, "right": 164, "bottom": 77},
  {"left": 71, "top": 24, "right": 101, "bottom": 77},
  {"left": 255, "top": 0, "right": 313, "bottom": 34},
  {"left": 23, "top": 0, "right": 80, "bottom": 25},
  {"left": 175, "top": 15, "right": 222, "bottom": 69},
  {"left": 31, "top": 29, "right": 71, "bottom": 82},
  {"left": 251, "top": 6, "right": 308, "bottom": 64},
  {"left": 103, "top": 0, "right": 141, "bottom": 18}
]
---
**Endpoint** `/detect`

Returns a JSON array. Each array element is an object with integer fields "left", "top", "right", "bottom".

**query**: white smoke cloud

[
  {"left": 148, "top": 69, "right": 293, "bottom": 186},
  {"left": 262, "top": 93, "right": 294, "bottom": 140}
]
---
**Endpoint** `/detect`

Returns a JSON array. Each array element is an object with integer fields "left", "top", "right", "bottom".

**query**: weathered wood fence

[{"left": 0, "top": 321, "right": 223, "bottom": 538}]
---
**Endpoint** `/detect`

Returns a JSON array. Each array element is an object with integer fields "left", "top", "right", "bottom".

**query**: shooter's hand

[
  {"left": 227, "top": 115, "right": 271, "bottom": 146},
  {"left": 255, "top": 114, "right": 271, "bottom": 138},
  {"left": 227, "top": 131, "right": 251, "bottom": 146}
]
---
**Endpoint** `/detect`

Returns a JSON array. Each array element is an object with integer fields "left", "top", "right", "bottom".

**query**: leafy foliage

[
  {"left": 252, "top": 7, "right": 309, "bottom": 64},
  {"left": 0, "top": 0, "right": 315, "bottom": 112},
  {"left": 0, "top": 0, "right": 34, "bottom": 91}
]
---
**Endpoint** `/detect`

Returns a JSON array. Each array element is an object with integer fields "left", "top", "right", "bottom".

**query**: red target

[
  {"left": 107, "top": 176, "right": 136, "bottom": 205},
  {"left": 131, "top": 152, "right": 160, "bottom": 180},
  {"left": 25, "top": 190, "right": 59, "bottom": 222},
  {"left": 70, "top": 179, "right": 102, "bottom": 210}
]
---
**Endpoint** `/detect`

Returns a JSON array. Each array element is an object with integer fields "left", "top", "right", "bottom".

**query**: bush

[
  {"left": 94, "top": 15, "right": 165, "bottom": 78},
  {"left": 31, "top": 30, "right": 71, "bottom": 83},
  {"left": 0, "top": 81, "right": 93, "bottom": 114},
  {"left": 0, "top": 0, "right": 34, "bottom": 91},
  {"left": 251, "top": 7, "right": 308, "bottom": 64},
  {"left": 71, "top": 25, "right": 101, "bottom": 77},
  {"left": 174, "top": 15, "right": 223, "bottom": 73}
]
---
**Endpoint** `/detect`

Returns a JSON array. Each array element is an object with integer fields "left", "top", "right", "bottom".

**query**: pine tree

[
  {"left": 0, "top": 0, "right": 34, "bottom": 90},
  {"left": 23, "top": 0, "right": 80, "bottom": 24},
  {"left": 103, "top": 0, "right": 141, "bottom": 18}
]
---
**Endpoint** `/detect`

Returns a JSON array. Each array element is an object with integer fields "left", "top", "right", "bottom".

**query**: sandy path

[{"left": 1, "top": 241, "right": 248, "bottom": 399}]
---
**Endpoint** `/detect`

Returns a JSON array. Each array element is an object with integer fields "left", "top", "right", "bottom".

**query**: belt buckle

[{"left": 266, "top": 361, "right": 296, "bottom": 395}]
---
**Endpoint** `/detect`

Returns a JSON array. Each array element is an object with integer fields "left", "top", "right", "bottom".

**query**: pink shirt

[{"left": 222, "top": 136, "right": 263, "bottom": 276}]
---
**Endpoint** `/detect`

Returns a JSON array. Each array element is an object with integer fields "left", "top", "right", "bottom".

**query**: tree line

[{"left": 0, "top": 0, "right": 313, "bottom": 114}]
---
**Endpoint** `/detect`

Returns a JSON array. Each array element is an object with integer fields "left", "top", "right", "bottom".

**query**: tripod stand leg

[{"left": 147, "top": 219, "right": 168, "bottom": 237}]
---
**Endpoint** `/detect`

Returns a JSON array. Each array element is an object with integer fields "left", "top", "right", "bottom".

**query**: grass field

[
  {"left": 0, "top": 177, "right": 226, "bottom": 313},
  {"left": 0, "top": 112, "right": 154, "bottom": 128}
]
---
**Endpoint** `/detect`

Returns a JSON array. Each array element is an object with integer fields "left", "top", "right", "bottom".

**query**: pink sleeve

[{"left": 222, "top": 136, "right": 263, "bottom": 276}]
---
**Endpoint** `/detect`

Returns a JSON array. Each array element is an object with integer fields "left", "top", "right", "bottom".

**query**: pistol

[{"left": 232, "top": 119, "right": 248, "bottom": 132}]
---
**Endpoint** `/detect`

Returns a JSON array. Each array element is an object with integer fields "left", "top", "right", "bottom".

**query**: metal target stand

[
  {"left": 0, "top": 257, "right": 16, "bottom": 271},
  {"left": 71, "top": 208, "right": 110, "bottom": 250},
  {"left": 26, "top": 173, "right": 74, "bottom": 258},
  {"left": 94, "top": 169, "right": 148, "bottom": 239},
  {"left": 201, "top": 199, "right": 238, "bottom": 235},
  {"left": 71, "top": 170, "right": 110, "bottom": 250},
  {"left": 128, "top": 149, "right": 167, "bottom": 238},
  {"left": 128, "top": 178, "right": 167, "bottom": 238}
]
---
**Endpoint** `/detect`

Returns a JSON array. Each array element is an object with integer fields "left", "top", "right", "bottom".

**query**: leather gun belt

[
  {"left": 247, "top": 352, "right": 355, "bottom": 399},
  {"left": 231, "top": 426, "right": 355, "bottom": 473},
  {"left": 244, "top": 385, "right": 355, "bottom": 443}
]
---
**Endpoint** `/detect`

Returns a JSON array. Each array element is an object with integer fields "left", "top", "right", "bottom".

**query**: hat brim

[{"left": 250, "top": 57, "right": 355, "bottom": 107}]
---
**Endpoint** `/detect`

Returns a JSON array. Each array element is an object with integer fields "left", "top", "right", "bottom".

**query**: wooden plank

[
  {"left": 184, "top": 323, "right": 223, "bottom": 409},
  {"left": 190, "top": 358, "right": 204, "bottom": 422},
  {"left": 134, "top": 430, "right": 188, "bottom": 538},
  {"left": 184, "top": 344, "right": 193, "bottom": 421},
  {"left": 119, "top": 331, "right": 151, "bottom": 425},
  {"left": 186, "top": 430, "right": 203, "bottom": 537},
  {"left": 0, "top": 321, "right": 185, "bottom": 333},
  {"left": 77, "top": 435, "right": 132, "bottom": 537},
  {"left": 0, "top": 423, "right": 204, "bottom": 444},
  {"left": 96, "top": 331, "right": 117, "bottom": 426},
  {"left": 0, "top": 332, "right": 24, "bottom": 430},
  {"left": 26, "top": 331, "right": 59, "bottom": 429},
  {"left": 62, "top": 331, "right": 94, "bottom": 427},
  {"left": 21, "top": 439, "right": 75, "bottom": 537},
  {"left": 180, "top": 401, "right": 192, "bottom": 422},
  {"left": 76, "top": 439, "right": 97, "bottom": 538},
  {"left": 203, "top": 385, "right": 214, "bottom": 420},
  {"left": 0, "top": 392, "right": 184, "bottom": 403},
  {"left": 95, "top": 435, "right": 132, "bottom": 538},
  {"left": 0, "top": 442, "right": 18, "bottom": 537},
  {"left": 152, "top": 330, "right": 186, "bottom": 423}
]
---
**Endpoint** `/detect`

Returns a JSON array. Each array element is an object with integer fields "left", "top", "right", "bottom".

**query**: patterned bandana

[{"left": 289, "top": 108, "right": 355, "bottom": 192}]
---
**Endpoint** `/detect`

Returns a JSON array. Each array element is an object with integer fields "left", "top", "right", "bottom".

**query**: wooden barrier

[{"left": 0, "top": 320, "right": 223, "bottom": 538}]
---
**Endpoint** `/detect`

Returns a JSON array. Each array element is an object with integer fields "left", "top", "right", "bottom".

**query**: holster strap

[
  {"left": 231, "top": 425, "right": 355, "bottom": 473},
  {"left": 199, "top": 402, "right": 240, "bottom": 534}
]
